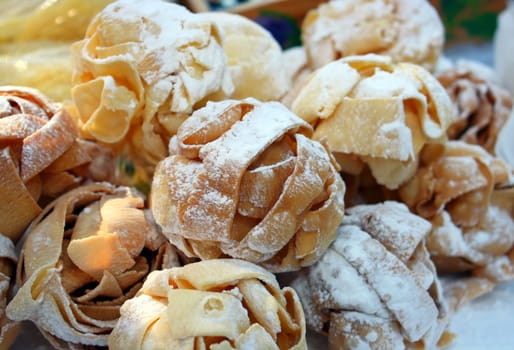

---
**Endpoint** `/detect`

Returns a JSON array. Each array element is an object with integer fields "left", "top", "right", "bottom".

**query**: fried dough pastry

[
  {"left": 109, "top": 259, "right": 306, "bottom": 350},
  {"left": 399, "top": 141, "right": 514, "bottom": 281},
  {"left": 399, "top": 141, "right": 511, "bottom": 227},
  {"left": 152, "top": 99, "right": 346, "bottom": 272},
  {"left": 292, "top": 201, "right": 448, "bottom": 350},
  {"left": 202, "top": 12, "right": 289, "bottom": 101},
  {"left": 0, "top": 234, "right": 18, "bottom": 350},
  {"left": 71, "top": 0, "right": 233, "bottom": 167},
  {"left": 302, "top": 0, "right": 444, "bottom": 71},
  {"left": 427, "top": 208, "right": 514, "bottom": 282},
  {"left": 436, "top": 60, "right": 513, "bottom": 154},
  {"left": 6, "top": 183, "right": 180, "bottom": 348},
  {"left": 289, "top": 54, "right": 453, "bottom": 189},
  {"left": 281, "top": 46, "right": 312, "bottom": 108},
  {"left": 0, "top": 86, "right": 114, "bottom": 241}
]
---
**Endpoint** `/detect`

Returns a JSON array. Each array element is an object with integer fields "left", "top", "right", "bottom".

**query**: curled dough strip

[
  {"left": 290, "top": 54, "right": 453, "bottom": 189},
  {"left": 292, "top": 201, "right": 448, "bottom": 349},
  {"left": 71, "top": 0, "right": 233, "bottom": 166},
  {"left": 152, "top": 99, "right": 345, "bottom": 272},
  {"left": 0, "top": 86, "right": 114, "bottom": 241},
  {"left": 6, "top": 183, "right": 179, "bottom": 347},
  {"left": 109, "top": 259, "right": 306, "bottom": 350}
]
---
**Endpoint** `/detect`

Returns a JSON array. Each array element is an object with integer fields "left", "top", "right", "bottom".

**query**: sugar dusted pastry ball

[
  {"left": 151, "top": 98, "right": 346, "bottom": 272},
  {"left": 6, "top": 183, "right": 180, "bottom": 348},
  {"left": 202, "top": 12, "right": 290, "bottom": 101},
  {"left": 109, "top": 259, "right": 306, "bottom": 350},
  {"left": 302, "top": 0, "right": 444, "bottom": 71},
  {"left": 0, "top": 86, "right": 114, "bottom": 241},
  {"left": 436, "top": 60, "right": 513, "bottom": 154},
  {"left": 71, "top": 0, "right": 233, "bottom": 166},
  {"left": 399, "top": 141, "right": 514, "bottom": 282},
  {"left": 292, "top": 201, "right": 448, "bottom": 350},
  {"left": 289, "top": 54, "right": 454, "bottom": 190}
]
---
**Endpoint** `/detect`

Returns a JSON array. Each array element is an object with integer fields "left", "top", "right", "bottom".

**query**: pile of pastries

[{"left": 0, "top": 0, "right": 513, "bottom": 349}]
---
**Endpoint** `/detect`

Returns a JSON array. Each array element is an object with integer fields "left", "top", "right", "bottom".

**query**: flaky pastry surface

[
  {"left": 203, "top": 12, "right": 290, "bottom": 101},
  {"left": 289, "top": 54, "right": 453, "bottom": 189},
  {"left": 436, "top": 61, "right": 513, "bottom": 154},
  {"left": 302, "top": 0, "right": 444, "bottom": 71},
  {"left": 71, "top": 0, "right": 233, "bottom": 167},
  {"left": 399, "top": 141, "right": 514, "bottom": 281},
  {"left": 109, "top": 259, "right": 306, "bottom": 350},
  {"left": 0, "top": 86, "right": 114, "bottom": 241},
  {"left": 151, "top": 99, "right": 345, "bottom": 272},
  {"left": 292, "top": 201, "right": 448, "bottom": 350},
  {"left": 6, "top": 183, "right": 179, "bottom": 348}
]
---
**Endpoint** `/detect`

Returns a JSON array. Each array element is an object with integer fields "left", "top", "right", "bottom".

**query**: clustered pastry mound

[
  {"left": 109, "top": 259, "right": 306, "bottom": 350},
  {"left": 6, "top": 183, "right": 180, "bottom": 348},
  {"left": 302, "top": 0, "right": 444, "bottom": 72},
  {"left": 0, "top": 86, "right": 114, "bottom": 241},
  {"left": 436, "top": 61, "right": 514, "bottom": 154},
  {"left": 399, "top": 141, "right": 514, "bottom": 282},
  {"left": 151, "top": 99, "right": 346, "bottom": 272},
  {"left": 292, "top": 201, "right": 448, "bottom": 350},
  {"left": 202, "top": 12, "right": 290, "bottom": 102},
  {"left": 288, "top": 54, "right": 454, "bottom": 190},
  {"left": 71, "top": 0, "right": 233, "bottom": 167}
]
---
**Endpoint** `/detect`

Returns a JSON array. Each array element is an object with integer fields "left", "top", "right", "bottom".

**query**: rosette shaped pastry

[
  {"left": 289, "top": 54, "right": 453, "bottom": 189},
  {"left": 399, "top": 141, "right": 514, "bottom": 281},
  {"left": 6, "top": 183, "right": 180, "bottom": 348},
  {"left": 0, "top": 234, "right": 18, "bottom": 350},
  {"left": 71, "top": 0, "right": 233, "bottom": 167},
  {"left": 0, "top": 86, "right": 114, "bottom": 241},
  {"left": 202, "top": 12, "right": 290, "bottom": 101},
  {"left": 436, "top": 61, "right": 513, "bottom": 154},
  {"left": 152, "top": 99, "right": 346, "bottom": 272},
  {"left": 292, "top": 201, "right": 448, "bottom": 350},
  {"left": 109, "top": 259, "right": 306, "bottom": 350},
  {"left": 302, "top": 0, "right": 444, "bottom": 71}
]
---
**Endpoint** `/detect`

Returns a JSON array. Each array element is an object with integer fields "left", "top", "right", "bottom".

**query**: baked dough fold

[
  {"left": 302, "top": 0, "right": 444, "bottom": 71},
  {"left": 292, "top": 201, "right": 448, "bottom": 349},
  {"left": 289, "top": 54, "right": 453, "bottom": 189},
  {"left": 109, "top": 259, "right": 306, "bottom": 350},
  {"left": 71, "top": 0, "right": 233, "bottom": 167},
  {"left": 6, "top": 183, "right": 179, "bottom": 348},
  {"left": 0, "top": 86, "right": 114, "bottom": 241},
  {"left": 436, "top": 61, "right": 513, "bottom": 154},
  {"left": 399, "top": 141, "right": 514, "bottom": 281},
  {"left": 151, "top": 99, "right": 346, "bottom": 272}
]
